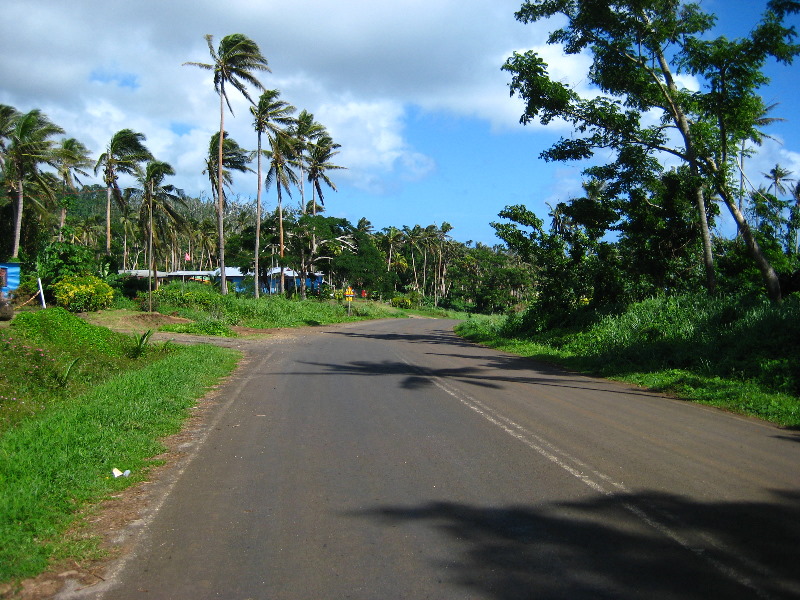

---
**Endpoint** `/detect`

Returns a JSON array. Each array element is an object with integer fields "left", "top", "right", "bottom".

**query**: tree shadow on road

[
  {"left": 299, "top": 354, "right": 666, "bottom": 398},
  {"left": 346, "top": 490, "right": 800, "bottom": 599}
]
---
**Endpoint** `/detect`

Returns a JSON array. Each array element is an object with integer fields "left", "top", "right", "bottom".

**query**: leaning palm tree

[
  {"left": 265, "top": 132, "right": 299, "bottom": 294},
  {"left": 306, "top": 135, "right": 344, "bottom": 214},
  {"left": 184, "top": 33, "right": 270, "bottom": 294},
  {"left": 4, "top": 109, "right": 64, "bottom": 258},
  {"left": 95, "top": 129, "right": 152, "bottom": 255},
  {"left": 54, "top": 137, "right": 93, "bottom": 237},
  {"left": 251, "top": 90, "right": 296, "bottom": 297}
]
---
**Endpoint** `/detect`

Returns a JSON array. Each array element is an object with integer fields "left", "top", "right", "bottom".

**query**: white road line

[{"left": 398, "top": 355, "right": 778, "bottom": 599}]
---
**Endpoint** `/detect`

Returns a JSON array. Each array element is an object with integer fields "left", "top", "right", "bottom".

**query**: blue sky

[{"left": 1, "top": 0, "right": 798, "bottom": 245}]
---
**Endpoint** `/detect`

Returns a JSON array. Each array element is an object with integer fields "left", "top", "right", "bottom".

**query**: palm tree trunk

[
  {"left": 278, "top": 188, "right": 285, "bottom": 295},
  {"left": 105, "top": 185, "right": 112, "bottom": 254},
  {"left": 254, "top": 133, "right": 263, "bottom": 299},
  {"left": 11, "top": 179, "right": 24, "bottom": 259},
  {"left": 217, "top": 91, "right": 228, "bottom": 295},
  {"left": 59, "top": 207, "right": 67, "bottom": 241}
]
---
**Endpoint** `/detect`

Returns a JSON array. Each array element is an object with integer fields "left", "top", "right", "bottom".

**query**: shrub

[
  {"left": 391, "top": 295, "right": 412, "bottom": 309},
  {"left": 52, "top": 275, "right": 114, "bottom": 312}
]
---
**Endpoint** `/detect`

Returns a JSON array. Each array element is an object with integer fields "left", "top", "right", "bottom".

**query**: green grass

[
  {"left": 0, "top": 308, "right": 173, "bottom": 431},
  {"left": 148, "top": 282, "right": 405, "bottom": 334},
  {"left": 456, "top": 294, "right": 800, "bottom": 427},
  {"left": 0, "top": 309, "right": 240, "bottom": 583}
]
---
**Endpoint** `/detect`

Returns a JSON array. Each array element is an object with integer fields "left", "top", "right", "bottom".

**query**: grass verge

[
  {"left": 456, "top": 295, "right": 800, "bottom": 427},
  {"left": 148, "top": 282, "right": 405, "bottom": 334},
  {"left": 0, "top": 333, "right": 238, "bottom": 583}
]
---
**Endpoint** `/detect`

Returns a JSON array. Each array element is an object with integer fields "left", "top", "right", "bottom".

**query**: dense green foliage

[
  {"left": 149, "top": 281, "right": 402, "bottom": 330},
  {"left": 52, "top": 274, "right": 114, "bottom": 312},
  {"left": 457, "top": 293, "right": 800, "bottom": 426}
]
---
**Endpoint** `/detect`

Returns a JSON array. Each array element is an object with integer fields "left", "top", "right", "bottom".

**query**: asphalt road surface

[{"left": 63, "top": 318, "right": 800, "bottom": 599}]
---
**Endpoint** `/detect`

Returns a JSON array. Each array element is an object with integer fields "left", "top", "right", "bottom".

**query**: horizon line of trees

[
  {"left": 1, "top": 33, "right": 345, "bottom": 297},
  {"left": 4, "top": 7, "right": 800, "bottom": 320}
]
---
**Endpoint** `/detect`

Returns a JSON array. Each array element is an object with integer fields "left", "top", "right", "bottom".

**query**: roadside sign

[{"left": 345, "top": 286, "right": 354, "bottom": 302}]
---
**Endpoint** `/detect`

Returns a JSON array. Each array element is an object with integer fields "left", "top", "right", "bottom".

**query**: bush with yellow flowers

[{"left": 52, "top": 275, "right": 114, "bottom": 312}]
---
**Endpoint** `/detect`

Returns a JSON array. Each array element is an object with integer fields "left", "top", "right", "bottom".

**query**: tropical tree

[
  {"left": 95, "top": 129, "right": 152, "bottom": 255},
  {"left": 184, "top": 33, "right": 270, "bottom": 294},
  {"left": 265, "top": 131, "right": 299, "bottom": 293},
  {"left": 307, "top": 135, "right": 344, "bottom": 215},
  {"left": 54, "top": 137, "right": 93, "bottom": 237},
  {"left": 4, "top": 109, "right": 64, "bottom": 258},
  {"left": 502, "top": 0, "right": 800, "bottom": 301},
  {"left": 292, "top": 110, "right": 325, "bottom": 213},
  {"left": 251, "top": 89, "right": 296, "bottom": 297},
  {"left": 763, "top": 164, "right": 794, "bottom": 199},
  {"left": 0, "top": 104, "right": 21, "bottom": 173},
  {"left": 203, "top": 131, "right": 252, "bottom": 281},
  {"left": 138, "top": 160, "right": 186, "bottom": 302}
]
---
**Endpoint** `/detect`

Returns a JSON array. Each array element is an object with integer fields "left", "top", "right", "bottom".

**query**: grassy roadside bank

[
  {"left": 456, "top": 294, "right": 800, "bottom": 428},
  {"left": 0, "top": 309, "right": 239, "bottom": 585},
  {"left": 140, "top": 282, "right": 406, "bottom": 336}
]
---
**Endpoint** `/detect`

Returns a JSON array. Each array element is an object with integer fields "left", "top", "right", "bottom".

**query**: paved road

[{"left": 64, "top": 318, "right": 800, "bottom": 599}]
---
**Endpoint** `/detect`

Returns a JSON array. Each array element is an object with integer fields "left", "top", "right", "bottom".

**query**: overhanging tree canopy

[{"left": 503, "top": 0, "right": 800, "bottom": 301}]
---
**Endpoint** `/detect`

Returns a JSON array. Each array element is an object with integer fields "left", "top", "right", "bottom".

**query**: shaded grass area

[
  {"left": 150, "top": 282, "right": 405, "bottom": 335},
  {"left": 456, "top": 294, "right": 800, "bottom": 427},
  {"left": 0, "top": 309, "right": 239, "bottom": 582}
]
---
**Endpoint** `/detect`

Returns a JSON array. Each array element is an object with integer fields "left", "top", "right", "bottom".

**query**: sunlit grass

[
  {"left": 0, "top": 309, "right": 239, "bottom": 583},
  {"left": 456, "top": 294, "right": 800, "bottom": 427}
]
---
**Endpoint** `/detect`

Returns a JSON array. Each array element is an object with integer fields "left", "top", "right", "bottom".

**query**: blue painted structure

[{"left": 0, "top": 262, "right": 20, "bottom": 296}]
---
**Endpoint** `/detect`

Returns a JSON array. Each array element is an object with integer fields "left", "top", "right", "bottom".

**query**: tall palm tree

[
  {"left": 763, "top": 164, "right": 794, "bottom": 199},
  {"left": 204, "top": 132, "right": 252, "bottom": 199},
  {"left": 184, "top": 33, "right": 270, "bottom": 294},
  {"left": 251, "top": 90, "right": 296, "bottom": 297},
  {"left": 203, "top": 131, "right": 252, "bottom": 282},
  {"left": 54, "top": 137, "right": 93, "bottom": 237},
  {"left": 380, "top": 226, "right": 405, "bottom": 273},
  {"left": 307, "top": 135, "right": 344, "bottom": 214},
  {"left": 292, "top": 110, "right": 325, "bottom": 213},
  {"left": 265, "top": 132, "right": 299, "bottom": 294},
  {"left": 138, "top": 160, "right": 185, "bottom": 305},
  {"left": 4, "top": 109, "right": 64, "bottom": 258},
  {"left": 95, "top": 129, "right": 152, "bottom": 255},
  {"left": 738, "top": 102, "right": 784, "bottom": 219},
  {"left": 0, "top": 104, "right": 21, "bottom": 173}
]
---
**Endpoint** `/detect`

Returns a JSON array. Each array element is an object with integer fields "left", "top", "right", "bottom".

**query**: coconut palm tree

[
  {"left": 738, "top": 102, "right": 784, "bottom": 219},
  {"left": 137, "top": 160, "right": 186, "bottom": 305},
  {"left": 4, "top": 109, "right": 64, "bottom": 258},
  {"left": 307, "top": 135, "right": 344, "bottom": 214},
  {"left": 0, "top": 104, "right": 21, "bottom": 173},
  {"left": 203, "top": 131, "right": 252, "bottom": 281},
  {"left": 204, "top": 132, "right": 252, "bottom": 200},
  {"left": 251, "top": 90, "right": 296, "bottom": 297},
  {"left": 95, "top": 129, "right": 152, "bottom": 255},
  {"left": 763, "top": 164, "right": 794, "bottom": 199},
  {"left": 292, "top": 110, "right": 325, "bottom": 213},
  {"left": 54, "top": 137, "right": 93, "bottom": 238},
  {"left": 184, "top": 33, "right": 270, "bottom": 294},
  {"left": 265, "top": 132, "right": 299, "bottom": 294}
]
